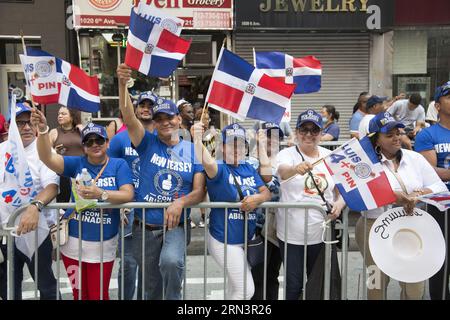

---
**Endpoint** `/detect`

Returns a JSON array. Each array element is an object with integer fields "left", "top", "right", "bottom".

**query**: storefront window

[{"left": 393, "top": 28, "right": 450, "bottom": 107}]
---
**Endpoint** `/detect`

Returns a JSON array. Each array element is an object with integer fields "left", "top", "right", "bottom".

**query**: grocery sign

[{"left": 72, "top": 0, "right": 233, "bottom": 29}]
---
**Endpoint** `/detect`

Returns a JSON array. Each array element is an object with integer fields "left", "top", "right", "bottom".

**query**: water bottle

[{"left": 80, "top": 168, "right": 93, "bottom": 187}]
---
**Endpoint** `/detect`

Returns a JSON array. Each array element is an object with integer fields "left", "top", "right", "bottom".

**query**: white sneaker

[
  {"left": 190, "top": 221, "right": 197, "bottom": 229},
  {"left": 198, "top": 220, "right": 205, "bottom": 228}
]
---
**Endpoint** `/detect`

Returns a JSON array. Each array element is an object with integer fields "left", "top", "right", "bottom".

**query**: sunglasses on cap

[{"left": 83, "top": 137, "right": 106, "bottom": 147}]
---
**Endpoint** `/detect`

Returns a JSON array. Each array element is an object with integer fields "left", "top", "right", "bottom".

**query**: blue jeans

[
  {"left": 117, "top": 210, "right": 138, "bottom": 300},
  {"left": 118, "top": 235, "right": 138, "bottom": 300},
  {"left": 131, "top": 222, "right": 190, "bottom": 300},
  {"left": 0, "top": 235, "right": 59, "bottom": 300},
  {"left": 278, "top": 239, "right": 323, "bottom": 300}
]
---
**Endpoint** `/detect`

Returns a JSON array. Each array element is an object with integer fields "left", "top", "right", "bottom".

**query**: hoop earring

[{"left": 375, "top": 145, "right": 381, "bottom": 155}]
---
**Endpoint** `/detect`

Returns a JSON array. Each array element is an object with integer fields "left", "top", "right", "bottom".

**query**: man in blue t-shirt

[
  {"left": 108, "top": 90, "right": 156, "bottom": 300},
  {"left": 415, "top": 81, "right": 450, "bottom": 300},
  {"left": 349, "top": 92, "right": 370, "bottom": 139},
  {"left": 117, "top": 64, "right": 206, "bottom": 300}
]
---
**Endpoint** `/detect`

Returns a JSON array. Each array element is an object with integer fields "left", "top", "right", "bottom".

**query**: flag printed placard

[
  {"left": 20, "top": 48, "right": 100, "bottom": 112},
  {"left": 255, "top": 51, "right": 322, "bottom": 94},
  {"left": 125, "top": 8, "right": 191, "bottom": 78},
  {"left": 134, "top": 1, "right": 184, "bottom": 36},
  {"left": 205, "top": 47, "right": 297, "bottom": 124},
  {"left": 418, "top": 191, "right": 450, "bottom": 212},
  {"left": 323, "top": 136, "right": 397, "bottom": 211},
  {"left": 19, "top": 52, "right": 59, "bottom": 105}
]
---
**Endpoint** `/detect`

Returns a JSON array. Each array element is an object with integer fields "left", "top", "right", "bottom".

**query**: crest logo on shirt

[
  {"left": 154, "top": 169, "right": 183, "bottom": 197},
  {"left": 304, "top": 173, "right": 328, "bottom": 196}
]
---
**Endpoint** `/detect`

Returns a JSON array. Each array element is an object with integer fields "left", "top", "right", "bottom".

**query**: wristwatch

[
  {"left": 100, "top": 189, "right": 109, "bottom": 201},
  {"left": 32, "top": 200, "right": 45, "bottom": 212}
]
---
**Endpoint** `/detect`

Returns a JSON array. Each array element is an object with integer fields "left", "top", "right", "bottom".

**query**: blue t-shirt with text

[
  {"left": 108, "top": 130, "right": 140, "bottom": 188},
  {"left": 135, "top": 131, "right": 203, "bottom": 224},
  {"left": 415, "top": 123, "right": 450, "bottom": 190},
  {"left": 63, "top": 156, "right": 133, "bottom": 241},
  {"left": 207, "top": 163, "right": 265, "bottom": 245}
]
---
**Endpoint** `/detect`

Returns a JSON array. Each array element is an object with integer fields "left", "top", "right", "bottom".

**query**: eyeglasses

[
  {"left": 16, "top": 120, "right": 34, "bottom": 129},
  {"left": 83, "top": 137, "right": 106, "bottom": 147},
  {"left": 298, "top": 127, "right": 321, "bottom": 136}
]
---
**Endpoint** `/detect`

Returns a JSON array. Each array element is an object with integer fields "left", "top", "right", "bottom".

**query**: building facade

[{"left": 0, "top": 0, "right": 72, "bottom": 124}]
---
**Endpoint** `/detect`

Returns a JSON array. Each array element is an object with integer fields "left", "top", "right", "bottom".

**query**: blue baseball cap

[
  {"left": 13, "top": 102, "right": 32, "bottom": 119},
  {"left": 152, "top": 98, "right": 179, "bottom": 117},
  {"left": 366, "top": 95, "right": 387, "bottom": 109},
  {"left": 296, "top": 109, "right": 323, "bottom": 129},
  {"left": 434, "top": 81, "right": 450, "bottom": 102},
  {"left": 81, "top": 123, "right": 108, "bottom": 142},
  {"left": 222, "top": 123, "right": 247, "bottom": 144},
  {"left": 261, "top": 122, "right": 285, "bottom": 139},
  {"left": 137, "top": 91, "right": 157, "bottom": 106},
  {"left": 368, "top": 112, "right": 405, "bottom": 134}
]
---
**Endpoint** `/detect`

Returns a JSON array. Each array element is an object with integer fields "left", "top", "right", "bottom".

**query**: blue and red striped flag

[
  {"left": 125, "top": 7, "right": 191, "bottom": 78},
  {"left": 323, "top": 136, "right": 397, "bottom": 211},
  {"left": 206, "top": 47, "right": 296, "bottom": 124},
  {"left": 255, "top": 51, "right": 322, "bottom": 94},
  {"left": 20, "top": 48, "right": 100, "bottom": 112}
]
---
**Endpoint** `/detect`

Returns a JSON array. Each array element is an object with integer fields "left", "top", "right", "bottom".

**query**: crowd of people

[{"left": 0, "top": 70, "right": 449, "bottom": 301}]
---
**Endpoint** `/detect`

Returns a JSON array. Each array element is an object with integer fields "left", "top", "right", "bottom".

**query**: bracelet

[{"left": 38, "top": 126, "right": 49, "bottom": 135}]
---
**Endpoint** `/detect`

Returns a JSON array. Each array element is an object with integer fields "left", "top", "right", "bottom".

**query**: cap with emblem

[
  {"left": 368, "top": 112, "right": 405, "bottom": 134},
  {"left": 222, "top": 123, "right": 247, "bottom": 144},
  {"left": 137, "top": 91, "right": 158, "bottom": 106},
  {"left": 81, "top": 123, "right": 108, "bottom": 142},
  {"left": 296, "top": 109, "right": 323, "bottom": 129},
  {"left": 152, "top": 98, "right": 179, "bottom": 117}
]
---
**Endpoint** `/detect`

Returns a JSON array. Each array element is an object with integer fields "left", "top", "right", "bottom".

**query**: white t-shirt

[
  {"left": 358, "top": 114, "right": 375, "bottom": 139},
  {"left": 426, "top": 101, "right": 438, "bottom": 122},
  {"left": 387, "top": 99, "right": 425, "bottom": 130},
  {"left": 362, "top": 149, "right": 447, "bottom": 219},
  {"left": 61, "top": 235, "right": 118, "bottom": 263},
  {"left": 0, "top": 140, "right": 59, "bottom": 226},
  {"left": 276, "top": 146, "right": 336, "bottom": 245}
]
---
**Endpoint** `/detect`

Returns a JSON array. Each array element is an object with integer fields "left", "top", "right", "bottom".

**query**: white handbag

[{"left": 49, "top": 217, "right": 70, "bottom": 249}]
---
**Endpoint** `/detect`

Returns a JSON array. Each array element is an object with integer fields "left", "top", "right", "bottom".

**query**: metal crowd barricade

[{"left": 3, "top": 201, "right": 348, "bottom": 300}]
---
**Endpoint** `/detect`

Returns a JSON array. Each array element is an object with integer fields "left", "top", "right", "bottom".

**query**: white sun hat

[{"left": 369, "top": 207, "right": 446, "bottom": 283}]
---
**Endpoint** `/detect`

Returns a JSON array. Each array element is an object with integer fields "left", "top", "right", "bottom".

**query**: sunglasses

[
  {"left": 298, "top": 126, "right": 321, "bottom": 136},
  {"left": 16, "top": 120, "right": 34, "bottom": 129},
  {"left": 83, "top": 137, "right": 106, "bottom": 147}
]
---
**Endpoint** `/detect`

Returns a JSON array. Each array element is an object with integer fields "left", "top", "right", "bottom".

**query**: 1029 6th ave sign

[
  {"left": 72, "top": 0, "right": 233, "bottom": 29},
  {"left": 235, "top": 0, "right": 394, "bottom": 30}
]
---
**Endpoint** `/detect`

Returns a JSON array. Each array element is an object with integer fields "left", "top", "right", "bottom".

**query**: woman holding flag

[
  {"left": 30, "top": 109, "right": 134, "bottom": 300},
  {"left": 355, "top": 111, "right": 447, "bottom": 300},
  {"left": 276, "top": 109, "right": 345, "bottom": 300},
  {"left": 191, "top": 121, "right": 271, "bottom": 300}
]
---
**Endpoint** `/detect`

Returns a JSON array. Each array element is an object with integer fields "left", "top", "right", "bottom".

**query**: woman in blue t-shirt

[
  {"left": 320, "top": 105, "right": 340, "bottom": 141},
  {"left": 31, "top": 109, "right": 134, "bottom": 300},
  {"left": 191, "top": 121, "right": 271, "bottom": 300}
]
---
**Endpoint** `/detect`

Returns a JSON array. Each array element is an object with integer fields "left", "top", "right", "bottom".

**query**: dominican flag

[
  {"left": 418, "top": 191, "right": 450, "bottom": 212},
  {"left": 255, "top": 51, "right": 322, "bottom": 94},
  {"left": 0, "top": 95, "right": 49, "bottom": 260},
  {"left": 20, "top": 48, "right": 100, "bottom": 112},
  {"left": 125, "top": 8, "right": 191, "bottom": 78},
  {"left": 206, "top": 47, "right": 296, "bottom": 124},
  {"left": 323, "top": 136, "right": 396, "bottom": 211}
]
